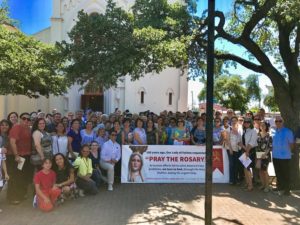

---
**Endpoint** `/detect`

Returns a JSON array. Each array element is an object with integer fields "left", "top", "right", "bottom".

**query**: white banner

[{"left": 121, "top": 145, "right": 229, "bottom": 183}]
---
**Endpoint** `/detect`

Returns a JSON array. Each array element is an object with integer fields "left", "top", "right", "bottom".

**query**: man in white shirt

[{"left": 100, "top": 131, "right": 121, "bottom": 191}]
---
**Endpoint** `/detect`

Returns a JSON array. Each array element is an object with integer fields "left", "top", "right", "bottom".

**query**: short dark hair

[{"left": 20, "top": 112, "right": 30, "bottom": 118}]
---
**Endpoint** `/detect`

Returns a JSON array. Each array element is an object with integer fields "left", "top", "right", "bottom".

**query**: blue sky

[{"left": 3, "top": 0, "right": 52, "bottom": 34}]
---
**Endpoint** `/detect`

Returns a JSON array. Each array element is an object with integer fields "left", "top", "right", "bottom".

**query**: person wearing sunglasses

[
  {"left": 7, "top": 113, "right": 34, "bottom": 205},
  {"left": 271, "top": 116, "right": 294, "bottom": 196}
]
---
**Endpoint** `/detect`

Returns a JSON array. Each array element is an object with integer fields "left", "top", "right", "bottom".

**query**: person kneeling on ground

[
  {"left": 73, "top": 145, "right": 98, "bottom": 195},
  {"left": 52, "top": 153, "right": 76, "bottom": 200},
  {"left": 34, "top": 158, "right": 61, "bottom": 212}
]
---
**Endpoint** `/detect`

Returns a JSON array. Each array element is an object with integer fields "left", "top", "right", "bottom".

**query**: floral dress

[{"left": 256, "top": 133, "right": 272, "bottom": 170}]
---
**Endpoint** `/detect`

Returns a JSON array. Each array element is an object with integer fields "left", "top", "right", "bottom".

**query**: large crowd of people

[{"left": 0, "top": 107, "right": 295, "bottom": 212}]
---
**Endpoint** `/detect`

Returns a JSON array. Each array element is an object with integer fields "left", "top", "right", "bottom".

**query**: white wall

[{"left": 124, "top": 68, "right": 188, "bottom": 114}]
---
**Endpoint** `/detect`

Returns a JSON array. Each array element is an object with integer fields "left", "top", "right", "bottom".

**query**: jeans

[
  {"left": 91, "top": 169, "right": 102, "bottom": 188},
  {"left": 227, "top": 150, "right": 241, "bottom": 184},
  {"left": 76, "top": 177, "right": 98, "bottom": 195}
]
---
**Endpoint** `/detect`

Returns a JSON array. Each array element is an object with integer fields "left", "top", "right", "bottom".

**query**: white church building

[{"left": 0, "top": 0, "right": 188, "bottom": 117}]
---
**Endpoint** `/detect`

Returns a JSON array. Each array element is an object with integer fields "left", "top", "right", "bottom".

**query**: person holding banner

[
  {"left": 133, "top": 118, "right": 147, "bottom": 145},
  {"left": 128, "top": 152, "right": 144, "bottom": 182},
  {"left": 172, "top": 119, "right": 190, "bottom": 145},
  {"left": 100, "top": 131, "right": 121, "bottom": 191},
  {"left": 191, "top": 117, "right": 206, "bottom": 145}
]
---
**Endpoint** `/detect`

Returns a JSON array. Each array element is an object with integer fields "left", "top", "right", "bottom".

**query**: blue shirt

[
  {"left": 271, "top": 127, "right": 294, "bottom": 159},
  {"left": 67, "top": 129, "right": 82, "bottom": 153}
]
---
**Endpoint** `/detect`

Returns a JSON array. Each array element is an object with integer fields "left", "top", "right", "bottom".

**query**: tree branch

[
  {"left": 215, "top": 53, "right": 264, "bottom": 73},
  {"left": 241, "top": 0, "right": 276, "bottom": 38},
  {"left": 215, "top": 11, "right": 239, "bottom": 44}
]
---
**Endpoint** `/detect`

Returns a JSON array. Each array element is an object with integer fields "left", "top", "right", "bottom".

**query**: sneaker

[
  {"left": 32, "top": 195, "right": 38, "bottom": 208},
  {"left": 108, "top": 184, "right": 113, "bottom": 191},
  {"left": 79, "top": 189, "right": 85, "bottom": 197},
  {"left": 275, "top": 190, "right": 284, "bottom": 196}
]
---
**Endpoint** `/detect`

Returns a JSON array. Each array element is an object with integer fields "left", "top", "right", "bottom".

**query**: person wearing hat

[{"left": 240, "top": 117, "right": 258, "bottom": 191}]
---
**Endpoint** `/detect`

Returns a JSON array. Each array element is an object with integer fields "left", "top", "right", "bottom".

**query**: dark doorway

[{"left": 81, "top": 95, "right": 103, "bottom": 112}]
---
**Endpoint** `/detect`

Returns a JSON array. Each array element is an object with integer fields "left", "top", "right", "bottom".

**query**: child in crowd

[
  {"left": 34, "top": 158, "right": 61, "bottom": 212},
  {"left": 0, "top": 147, "right": 9, "bottom": 213}
]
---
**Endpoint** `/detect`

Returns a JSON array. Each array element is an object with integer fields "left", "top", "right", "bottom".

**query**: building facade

[{"left": 0, "top": 0, "right": 188, "bottom": 117}]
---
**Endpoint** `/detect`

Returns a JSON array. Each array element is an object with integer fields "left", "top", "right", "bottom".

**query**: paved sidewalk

[{"left": 0, "top": 184, "right": 299, "bottom": 225}]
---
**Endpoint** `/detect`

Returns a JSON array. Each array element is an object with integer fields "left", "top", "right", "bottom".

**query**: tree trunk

[{"left": 274, "top": 83, "right": 300, "bottom": 189}]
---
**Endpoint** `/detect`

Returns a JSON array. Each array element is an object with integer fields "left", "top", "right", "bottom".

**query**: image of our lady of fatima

[{"left": 126, "top": 145, "right": 148, "bottom": 183}]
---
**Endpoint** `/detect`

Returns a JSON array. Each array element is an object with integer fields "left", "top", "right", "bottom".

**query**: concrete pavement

[{"left": 0, "top": 183, "right": 299, "bottom": 225}]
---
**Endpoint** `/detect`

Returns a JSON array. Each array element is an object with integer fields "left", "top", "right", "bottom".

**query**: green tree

[
  {"left": 0, "top": 4, "right": 68, "bottom": 98},
  {"left": 205, "top": 0, "right": 300, "bottom": 131},
  {"left": 198, "top": 75, "right": 249, "bottom": 113},
  {"left": 59, "top": 0, "right": 300, "bottom": 188},
  {"left": 0, "top": 26, "right": 68, "bottom": 97},
  {"left": 245, "top": 74, "right": 261, "bottom": 106},
  {"left": 263, "top": 87, "right": 279, "bottom": 112},
  {"left": 58, "top": 0, "right": 190, "bottom": 89}
]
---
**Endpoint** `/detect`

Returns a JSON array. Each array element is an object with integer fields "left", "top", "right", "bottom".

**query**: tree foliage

[
  {"left": 198, "top": 75, "right": 249, "bottom": 113},
  {"left": 60, "top": 0, "right": 300, "bottom": 131},
  {"left": 245, "top": 74, "right": 261, "bottom": 103},
  {"left": 58, "top": 0, "right": 190, "bottom": 89},
  {"left": 263, "top": 87, "right": 279, "bottom": 112},
  {"left": 0, "top": 4, "right": 68, "bottom": 98}
]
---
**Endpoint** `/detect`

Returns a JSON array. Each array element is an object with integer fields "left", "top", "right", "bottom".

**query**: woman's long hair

[
  {"left": 32, "top": 118, "right": 46, "bottom": 134},
  {"left": 52, "top": 153, "right": 72, "bottom": 173}
]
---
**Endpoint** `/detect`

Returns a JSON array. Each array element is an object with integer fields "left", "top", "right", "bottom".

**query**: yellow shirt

[{"left": 73, "top": 157, "right": 93, "bottom": 177}]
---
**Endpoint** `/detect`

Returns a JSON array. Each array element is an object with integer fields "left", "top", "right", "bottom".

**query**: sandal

[
  {"left": 10, "top": 200, "right": 21, "bottom": 205},
  {"left": 246, "top": 186, "right": 253, "bottom": 192}
]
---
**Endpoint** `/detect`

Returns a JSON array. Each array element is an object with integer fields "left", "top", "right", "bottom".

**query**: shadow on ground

[{"left": 0, "top": 184, "right": 299, "bottom": 225}]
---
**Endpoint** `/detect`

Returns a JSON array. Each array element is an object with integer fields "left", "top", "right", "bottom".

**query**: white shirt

[
  {"left": 52, "top": 135, "right": 68, "bottom": 156},
  {"left": 229, "top": 131, "right": 242, "bottom": 152},
  {"left": 0, "top": 148, "right": 6, "bottom": 186},
  {"left": 101, "top": 139, "right": 121, "bottom": 162}
]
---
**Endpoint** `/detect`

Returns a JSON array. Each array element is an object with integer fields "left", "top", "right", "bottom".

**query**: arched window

[
  {"left": 138, "top": 87, "right": 146, "bottom": 104},
  {"left": 166, "top": 88, "right": 174, "bottom": 106}
]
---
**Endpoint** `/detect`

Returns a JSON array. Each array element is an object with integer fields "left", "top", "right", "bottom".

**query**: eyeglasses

[
  {"left": 22, "top": 117, "right": 31, "bottom": 121},
  {"left": 254, "top": 118, "right": 260, "bottom": 121},
  {"left": 275, "top": 120, "right": 283, "bottom": 123},
  {"left": 91, "top": 144, "right": 99, "bottom": 147}
]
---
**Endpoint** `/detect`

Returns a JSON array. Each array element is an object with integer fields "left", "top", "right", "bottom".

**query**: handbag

[{"left": 30, "top": 151, "right": 42, "bottom": 166}]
